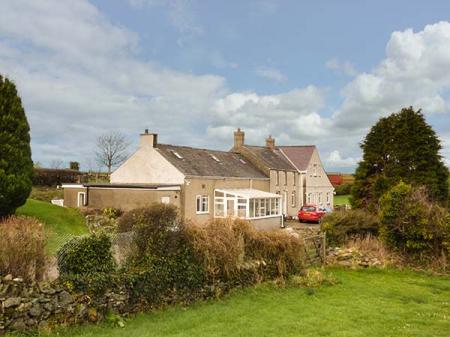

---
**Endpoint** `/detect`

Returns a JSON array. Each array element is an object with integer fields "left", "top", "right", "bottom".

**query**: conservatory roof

[{"left": 215, "top": 188, "right": 281, "bottom": 199}]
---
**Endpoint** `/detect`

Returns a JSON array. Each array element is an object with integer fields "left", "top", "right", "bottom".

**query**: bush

[
  {"left": 32, "top": 168, "right": 84, "bottom": 186},
  {"left": 321, "top": 209, "right": 380, "bottom": 245},
  {"left": 335, "top": 183, "right": 352, "bottom": 195},
  {"left": 57, "top": 233, "right": 115, "bottom": 275},
  {"left": 117, "top": 204, "right": 176, "bottom": 234},
  {"left": 379, "top": 182, "right": 449, "bottom": 259},
  {"left": 123, "top": 203, "right": 206, "bottom": 304},
  {"left": 188, "top": 218, "right": 305, "bottom": 285},
  {"left": 0, "top": 216, "right": 46, "bottom": 281}
]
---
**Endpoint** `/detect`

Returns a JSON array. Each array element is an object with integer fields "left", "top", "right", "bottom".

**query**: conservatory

[{"left": 214, "top": 188, "right": 282, "bottom": 220}]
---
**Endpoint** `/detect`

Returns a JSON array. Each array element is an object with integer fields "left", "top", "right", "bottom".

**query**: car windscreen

[{"left": 301, "top": 206, "right": 316, "bottom": 212}]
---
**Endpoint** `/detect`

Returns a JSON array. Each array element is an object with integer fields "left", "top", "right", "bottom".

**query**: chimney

[
  {"left": 234, "top": 128, "right": 245, "bottom": 148},
  {"left": 266, "top": 135, "right": 275, "bottom": 149},
  {"left": 140, "top": 129, "right": 158, "bottom": 148}
]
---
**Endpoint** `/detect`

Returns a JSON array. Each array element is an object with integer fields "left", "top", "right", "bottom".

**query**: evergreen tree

[
  {"left": 351, "top": 107, "right": 449, "bottom": 211},
  {"left": 0, "top": 75, "right": 33, "bottom": 217}
]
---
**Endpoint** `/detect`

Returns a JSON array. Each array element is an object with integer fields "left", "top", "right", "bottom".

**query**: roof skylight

[{"left": 172, "top": 151, "right": 183, "bottom": 159}]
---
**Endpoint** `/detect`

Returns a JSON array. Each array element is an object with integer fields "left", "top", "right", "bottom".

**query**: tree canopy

[
  {"left": 351, "top": 107, "right": 449, "bottom": 211},
  {"left": 0, "top": 75, "right": 33, "bottom": 217}
]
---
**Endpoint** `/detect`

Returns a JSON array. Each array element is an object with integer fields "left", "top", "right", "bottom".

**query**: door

[{"left": 77, "top": 192, "right": 86, "bottom": 207}]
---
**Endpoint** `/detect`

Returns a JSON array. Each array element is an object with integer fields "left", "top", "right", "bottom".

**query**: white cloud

[
  {"left": 333, "top": 22, "right": 450, "bottom": 131},
  {"left": 1, "top": 1, "right": 449, "bottom": 171},
  {"left": 325, "top": 150, "right": 359, "bottom": 168},
  {"left": 208, "top": 86, "right": 329, "bottom": 145},
  {"left": 255, "top": 66, "right": 287, "bottom": 82},
  {"left": 325, "top": 58, "right": 357, "bottom": 76},
  {"left": 0, "top": 0, "right": 223, "bottom": 168}
]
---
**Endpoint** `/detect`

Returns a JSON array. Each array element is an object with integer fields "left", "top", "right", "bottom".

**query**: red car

[{"left": 298, "top": 205, "right": 327, "bottom": 223}]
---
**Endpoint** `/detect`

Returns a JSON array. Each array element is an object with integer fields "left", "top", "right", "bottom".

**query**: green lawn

[
  {"left": 42, "top": 268, "right": 449, "bottom": 337},
  {"left": 334, "top": 194, "right": 350, "bottom": 206},
  {"left": 16, "top": 199, "right": 88, "bottom": 253}
]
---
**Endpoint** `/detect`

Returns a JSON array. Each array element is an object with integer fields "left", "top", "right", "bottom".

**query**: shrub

[
  {"left": 321, "top": 209, "right": 380, "bottom": 245},
  {"left": 123, "top": 203, "right": 206, "bottom": 304},
  {"left": 335, "top": 183, "right": 352, "bottom": 195},
  {"left": 0, "top": 216, "right": 46, "bottom": 281},
  {"left": 379, "top": 182, "right": 449, "bottom": 259},
  {"left": 102, "top": 207, "right": 123, "bottom": 220},
  {"left": 57, "top": 233, "right": 115, "bottom": 275},
  {"left": 117, "top": 204, "right": 177, "bottom": 234},
  {"left": 188, "top": 218, "right": 306, "bottom": 285}
]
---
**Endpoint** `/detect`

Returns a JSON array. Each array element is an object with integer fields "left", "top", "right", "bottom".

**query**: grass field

[
  {"left": 334, "top": 194, "right": 350, "bottom": 206},
  {"left": 16, "top": 199, "right": 88, "bottom": 253},
  {"left": 39, "top": 268, "right": 450, "bottom": 337}
]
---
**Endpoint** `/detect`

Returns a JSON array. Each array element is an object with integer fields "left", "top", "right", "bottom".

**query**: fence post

[{"left": 322, "top": 232, "right": 327, "bottom": 263}]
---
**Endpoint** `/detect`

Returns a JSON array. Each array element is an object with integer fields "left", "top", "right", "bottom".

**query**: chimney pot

[
  {"left": 234, "top": 128, "right": 245, "bottom": 148},
  {"left": 266, "top": 135, "right": 275, "bottom": 149}
]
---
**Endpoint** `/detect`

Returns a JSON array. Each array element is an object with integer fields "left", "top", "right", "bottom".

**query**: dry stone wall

[{"left": 0, "top": 274, "right": 128, "bottom": 334}]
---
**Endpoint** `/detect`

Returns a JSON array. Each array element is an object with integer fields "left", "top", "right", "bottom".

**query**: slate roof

[
  {"left": 155, "top": 144, "right": 268, "bottom": 179},
  {"left": 278, "top": 146, "right": 315, "bottom": 171},
  {"left": 241, "top": 146, "right": 297, "bottom": 171}
]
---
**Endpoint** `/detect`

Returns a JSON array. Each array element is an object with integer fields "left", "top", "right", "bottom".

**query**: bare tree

[
  {"left": 50, "top": 159, "right": 64, "bottom": 169},
  {"left": 95, "top": 132, "right": 130, "bottom": 174}
]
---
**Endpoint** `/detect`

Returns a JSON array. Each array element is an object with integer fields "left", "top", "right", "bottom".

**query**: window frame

[{"left": 196, "top": 195, "right": 209, "bottom": 214}]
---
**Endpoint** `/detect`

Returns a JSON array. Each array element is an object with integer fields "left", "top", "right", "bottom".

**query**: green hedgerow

[{"left": 57, "top": 233, "right": 115, "bottom": 275}]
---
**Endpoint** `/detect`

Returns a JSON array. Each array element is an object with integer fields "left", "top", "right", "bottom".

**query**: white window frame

[
  {"left": 196, "top": 195, "right": 209, "bottom": 214},
  {"left": 77, "top": 192, "right": 86, "bottom": 207},
  {"left": 291, "top": 191, "right": 296, "bottom": 207}
]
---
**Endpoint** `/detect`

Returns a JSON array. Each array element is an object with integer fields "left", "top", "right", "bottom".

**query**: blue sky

[{"left": 1, "top": 0, "right": 450, "bottom": 172}]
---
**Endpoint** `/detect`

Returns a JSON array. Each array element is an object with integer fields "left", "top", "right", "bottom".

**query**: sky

[{"left": 1, "top": 0, "right": 450, "bottom": 173}]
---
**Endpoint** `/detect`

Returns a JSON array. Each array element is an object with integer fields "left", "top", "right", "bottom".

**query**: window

[
  {"left": 326, "top": 192, "right": 330, "bottom": 203},
  {"left": 291, "top": 191, "right": 296, "bottom": 207},
  {"left": 213, "top": 190, "right": 281, "bottom": 219},
  {"left": 210, "top": 154, "right": 220, "bottom": 162},
  {"left": 313, "top": 164, "right": 317, "bottom": 177},
  {"left": 77, "top": 192, "right": 86, "bottom": 207},
  {"left": 284, "top": 172, "right": 287, "bottom": 185},
  {"left": 196, "top": 195, "right": 209, "bottom": 213},
  {"left": 318, "top": 193, "right": 322, "bottom": 204},
  {"left": 172, "top": 151, "right": 183, "bottom": 159},
  {"left": 307, "top": 193, "right": 313, "bottom": 204},
  {"left": 276, "top": 171, "right": 279, "bottom": 186}
]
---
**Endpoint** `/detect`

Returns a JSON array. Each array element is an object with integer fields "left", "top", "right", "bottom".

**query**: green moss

[{"left": 16, "top": 199, "right": 88, "bottom": 254}]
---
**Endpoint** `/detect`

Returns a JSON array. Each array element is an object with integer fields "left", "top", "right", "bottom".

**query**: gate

[{"left": 302, "top": 233, "right": 326, "bottom": 265}]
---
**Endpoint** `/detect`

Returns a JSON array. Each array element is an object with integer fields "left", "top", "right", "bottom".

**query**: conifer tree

[
  {"left": 351, "top": 107, "right": 449, "bottom": 210},
  {"left": 0, "top": 75, "right": 33, "bottom": 217}
]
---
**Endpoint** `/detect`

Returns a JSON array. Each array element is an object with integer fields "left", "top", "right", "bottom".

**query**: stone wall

[{"left": 0, "top": 274, "right": 128, "bottom": 334}]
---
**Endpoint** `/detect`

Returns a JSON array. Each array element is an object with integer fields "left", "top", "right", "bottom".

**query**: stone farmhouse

[{"left": 63, "top": 129, "right": 334, "bottom": 229}]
